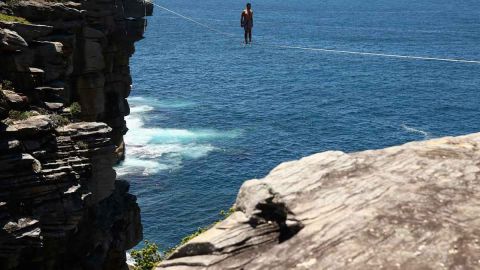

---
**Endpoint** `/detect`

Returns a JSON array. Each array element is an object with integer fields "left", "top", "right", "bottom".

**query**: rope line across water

[{"left": 151, "top": 1, "right": 480, "bottom": 65}]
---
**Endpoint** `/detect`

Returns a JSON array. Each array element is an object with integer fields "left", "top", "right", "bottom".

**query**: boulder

[
  {"left": 2, "top": 90, "right": 26, "bottom": 109},
  {"left": 0, "top": 28, "right": 28, "bottom": 52},
  {"left": 158, "top": 133, "right": 480, "bottom": 270},
  {"left": 0, "top": 22, "right": 53, "bottom": 42},
  {"left": 9, "top": 0, "right": 83, "bottom": 22},
  {"left": 44, "top": 102, "right": 63, "bottom": 111}
]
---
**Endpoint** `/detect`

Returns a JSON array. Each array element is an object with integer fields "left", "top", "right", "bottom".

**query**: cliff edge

[
  {"left": 158, "top": 133, "right": 480, "bottom": 270},
  {"left": 0, "top": 0, "right": 152, "bottom": 269}
]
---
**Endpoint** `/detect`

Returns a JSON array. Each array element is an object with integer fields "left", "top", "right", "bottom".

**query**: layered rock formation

[
  {"left": 158, "top": 133, "right": 480, "bottom": 270},
  {"left": 0, "top": 0, "right": 152, "bottom": 269},
  {"left": 0, "top": 0, "right": 153, "bottom": 160}
]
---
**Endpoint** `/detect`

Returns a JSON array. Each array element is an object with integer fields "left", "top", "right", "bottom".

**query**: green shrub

[
  {"left": 50, "top": 114, "right": 70, "bottom": 127},
  {"left": 0, "top": 13, "right": 29, "bottom": 24},
  {"left": 181, "top": 227, "right": 206, "bottom": 246},
  {"left": 69, "top": 102, "right": 82, "bottom": 117},
  {"left": 132, "top": 208, "right": 236, "bottom": 268},
  {"left": 34, "top": 107, "right": 49, "bottom": 115},
  {"left": 131, "top": 241, "right": 162, "bottom": 270},
  {"left": 8, "top": 110, "right": 34, "bottom": 121},
  {"left": 1, "top": 80, "right": 14, "bottom": 90},
  {"left": 76, "top": 141, "right": 88, "bottom": 150},
  {"left": 219, "top": 207, "right": 235, "bottom": 219}
]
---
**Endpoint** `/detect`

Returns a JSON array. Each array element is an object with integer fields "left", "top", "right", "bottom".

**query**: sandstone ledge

[{"left": 158, "top": 133, "right": 480, "bottom": 270}]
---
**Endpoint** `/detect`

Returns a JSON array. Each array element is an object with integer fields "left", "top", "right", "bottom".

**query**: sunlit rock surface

[{"left": 159, "top": 133, "right": 480, "bottom": 270}]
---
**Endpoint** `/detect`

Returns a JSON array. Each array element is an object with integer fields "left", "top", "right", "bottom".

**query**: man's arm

[
  {"left": 251, "top": 11, "right": 253, "bottom": 27},
  {"left": 240, "top": 11, "right": 244, "bottom": 26}
]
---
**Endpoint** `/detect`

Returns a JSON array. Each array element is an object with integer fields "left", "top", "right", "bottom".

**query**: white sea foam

[
  {"left": 127, "top": 143, "right": 216, "bottom": 159},
  {"left": 116, "top": 97, "right": 237, "bottom": 176},
  {"left": 126, "top": 252, "right": 135, "bottom": 267},
  {"left": 401, "top": 124, "right": 430, "bottom": 139},
  {"left": 124, "top": 115, "right": 238, "bottom": 145},
  {"left": 116, "top": 158, "right": 169, "bottom": 176},
  {"left": 130, "top": 105, "right": 154, "bottom": 113}
]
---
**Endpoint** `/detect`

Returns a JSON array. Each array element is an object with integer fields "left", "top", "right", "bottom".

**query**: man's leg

[
  {"left": 248, "top": 29, "right": 252, "bottom": 43},
  {"left": 244, "top": 30, "right": 248, "bottom": 44}
]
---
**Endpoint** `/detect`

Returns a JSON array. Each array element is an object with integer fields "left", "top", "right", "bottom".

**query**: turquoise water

[{"left": 120, "top": 0, "right": 480, "bottom": 249}]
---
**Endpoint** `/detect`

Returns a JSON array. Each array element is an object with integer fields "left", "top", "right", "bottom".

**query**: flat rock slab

[
  {"left": 158, "top": 133, "right": 480, "bottom": 270},
  {"left": 44, "top": 102, "right": 63, "bottom": 110},
  {"left": 10, "top": 0, "right": 83, "bottom": 22},
  {"left": 0, "top": 22, "right": 53, "bottom": 42},
  {"left": 6, "top": 115, "right": 52, "bottom": 137}
]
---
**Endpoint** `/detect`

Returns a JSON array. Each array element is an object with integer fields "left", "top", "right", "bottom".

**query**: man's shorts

[{"left": 243, "top": 21, "right": 253, "bottom": 30}]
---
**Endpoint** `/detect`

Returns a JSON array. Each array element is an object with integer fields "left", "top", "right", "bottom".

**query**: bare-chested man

[{"left": 241, "top": 3, "right": 253, "bottom": 44}]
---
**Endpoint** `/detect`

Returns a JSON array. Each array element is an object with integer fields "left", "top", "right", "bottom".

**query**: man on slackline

[{"left": 241, "top": 3, "right": 253, "bottom": 44}]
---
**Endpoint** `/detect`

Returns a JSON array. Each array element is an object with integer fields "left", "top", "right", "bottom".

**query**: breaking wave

[{"left": 116, "top": 97, "right": 237, "bottom": 176}]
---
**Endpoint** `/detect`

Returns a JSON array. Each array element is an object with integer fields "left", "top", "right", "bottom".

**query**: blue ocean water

[{"left": 120, "top": 0, "right": 480, "bottom": 250}]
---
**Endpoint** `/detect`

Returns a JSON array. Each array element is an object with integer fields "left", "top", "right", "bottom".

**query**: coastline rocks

[
  {"left": 0, "top": 120, "right": 142, "bottom": 269},
  {"left": 0, "top": 0, "right": 152, "bottom": 268},
  {"left": 1, "top": 0, "right": 151, "bottom": 154},
  {"left": 158, "top": 133, "right": 480, "bottom": 270}
]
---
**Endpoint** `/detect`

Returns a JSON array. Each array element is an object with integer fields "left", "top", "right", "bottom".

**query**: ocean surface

[{"left": 119, "top": 0, "right": 480, "bottom": 251}]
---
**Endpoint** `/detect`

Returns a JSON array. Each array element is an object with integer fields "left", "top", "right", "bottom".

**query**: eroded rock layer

[
  {"left": 158, "top": 133, "right": 480, "bottom": 270},
  {"left": 0, "top": 0, "right": 152, "bottom": 269}
]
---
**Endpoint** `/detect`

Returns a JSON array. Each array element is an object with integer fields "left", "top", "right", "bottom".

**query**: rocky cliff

[
  {"left": 158, "top": 133, "right": 480, "bottom": 270},
  {"left": 0, "top": 0, "right": 152, "bottom": 269}
]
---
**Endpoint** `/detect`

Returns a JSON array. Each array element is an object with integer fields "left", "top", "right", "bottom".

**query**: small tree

[
  {"left": 69, "top": 102, "right": 82, "bottom": 117},
  {"left": 50, "top": 114, "right": 70, "bottom": 128},
  {"left": 131, "top": 240, "right": 162, "bottom": 270}
]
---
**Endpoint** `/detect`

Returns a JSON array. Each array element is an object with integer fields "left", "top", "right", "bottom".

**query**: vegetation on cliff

[
  {"left": 0, "top": 13, "right": 29, "bottom": 24},
  {"left": 132, "top": 208, "right": 235, "bottom": 269},
  {"left": 131, "top": 241, "right": 163, "bottom": 270}
]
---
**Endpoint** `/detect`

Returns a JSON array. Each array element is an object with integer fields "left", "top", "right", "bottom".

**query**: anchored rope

[
  {"left": 152, "top": 2, "right": 480, "bottom": 65},
  {"left": 275, "top": 45, "right": 480, "bottom": 64},
  {"left": 152, "top": 2, "right": 235, "bottom": 37}
]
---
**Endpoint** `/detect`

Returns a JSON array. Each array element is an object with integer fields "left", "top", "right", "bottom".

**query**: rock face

[
  {"left": 0, "top": 0, "right": 152, "bottom": 269},
  {"left": 158, "top": 133, "right": 480, "bottom": 270},
  {"left": 0, "top": 0, "right": 153, "bottom": 160}
]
